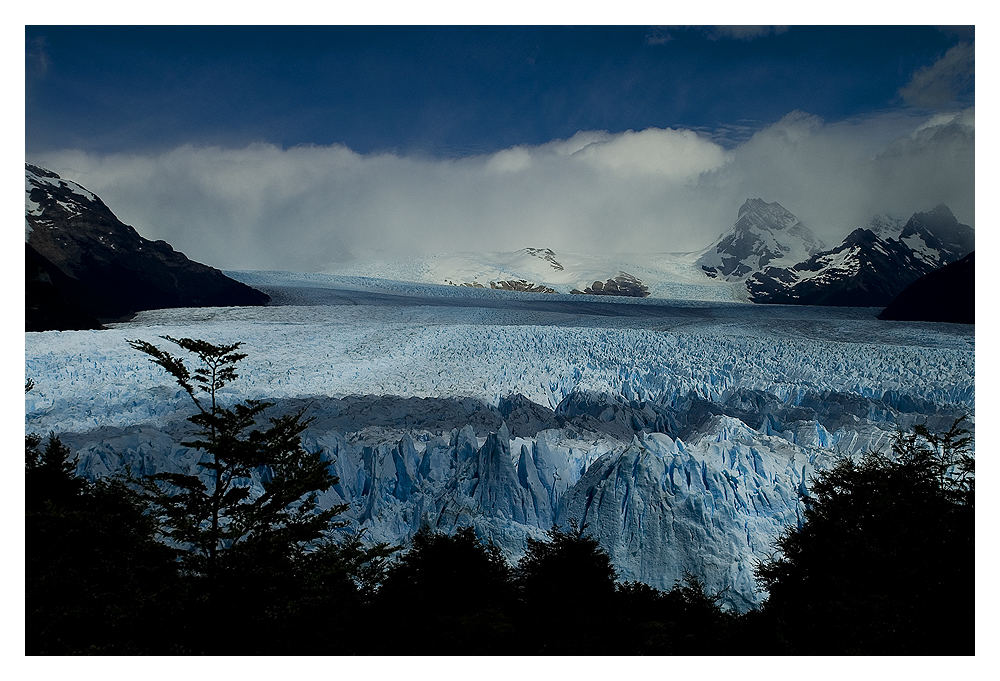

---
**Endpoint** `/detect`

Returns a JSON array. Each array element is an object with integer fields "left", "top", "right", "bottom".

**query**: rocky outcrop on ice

[
  {"left": 571, "top": 272, "right": 650, "bottom": 297},
  {"left": 455, "top": 279, "right": 557, "bottom": 293},
  {"left": 697, "top": 199, "right": 824, "bottom": 280},
  {"left": 747, "top": 206, "right": 974, "bottom": 307},
  {"left": 521, "top": 247, "right": 565, "bottom": 271},
  {"left": 25, "top": 163, "right": 269, "bottom": 330}
]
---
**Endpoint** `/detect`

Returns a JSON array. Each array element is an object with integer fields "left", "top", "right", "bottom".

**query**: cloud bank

[
  {"left": 34, "top": 109, "right": 974, "bottom": 272},
  {"left": 900, "top": 42, "right": 975, "bottom": 108}
]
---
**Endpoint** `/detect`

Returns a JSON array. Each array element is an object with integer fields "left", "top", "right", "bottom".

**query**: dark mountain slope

[
  {"left": 25, "top": 163, "right": 269, "bottom": 330},
  {"left": 26, "top": 243, "right": 102, "bottom": 332},
  {"left": 879, "top": 252, "right": 974, "bottom": 324}
]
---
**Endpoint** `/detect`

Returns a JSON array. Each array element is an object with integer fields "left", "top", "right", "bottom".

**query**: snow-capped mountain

[
  {"left": 25, "top": 163, "right": 269, "bottom": 331},
  {"left": 746, "top": 206, "right": 974, "bottom": 307},
  {"left": 897, "top": 205, "right": 975, "bottom": 269},
  {"left": 696, "top": 198, "right": 825, "bottom": 280}
]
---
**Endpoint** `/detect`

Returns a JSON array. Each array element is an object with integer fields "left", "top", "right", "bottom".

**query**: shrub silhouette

[
  {"left": 756, "top": 418, "right": 974, "bottom": 654},
  {"left": 373, "top": 526, "right": 514, "bottom": 654},
  {"left": 26, "top": 432, "right": 178, "bottom": 654},
  {"left": 514, "top": 524, "right": 618, "bottom": 654},
  {"left": 127, "top": 337, "right": 347, "bottom": 577}
]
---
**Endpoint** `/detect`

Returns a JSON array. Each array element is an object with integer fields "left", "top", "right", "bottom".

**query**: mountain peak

[
  {"left": 924, "top": 204, "right": 956, "bottom": 221},
  {"left": 906, "top": 204, "right": 959, "bottom": 232},
  {"left": 698, "top": 198, "right": 823, "bottom": 280},
  {"left": 737, "top": 197, "right": 768, "bottom": 217},
  {"left": 734, "top": 198, "right": 800, "bottom": 233},
  {"left": 736, "top": 196, "right": 772, "bottom": 220},
  {"left": 901, "top": 204, "right": 973, "bottom": 260}
]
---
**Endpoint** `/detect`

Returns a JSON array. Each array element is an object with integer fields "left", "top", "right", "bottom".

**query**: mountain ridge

[
  {"left": 747, "top": 207, "right": 974, "bottom": 307},
  {"left": 25, "top": 163, "right": 270, "bottom": 330}
]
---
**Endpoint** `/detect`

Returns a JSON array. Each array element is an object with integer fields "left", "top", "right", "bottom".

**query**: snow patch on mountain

[{"left": 25, "top": 164, "right": 100, "bottom": 224}]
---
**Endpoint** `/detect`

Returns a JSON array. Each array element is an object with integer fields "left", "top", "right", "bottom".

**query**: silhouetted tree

[
  {"left": 756, "top": 418, "right": 974, "bottom": 654},
  {"left": 127, "top": 337, "right": 348, "bottom": 578},
  {"left": 127, "top": 337, "right": 355, "bottom": 653},
  {"left": 373, "top": 526, "right": 514, "bottom": 654},
  {"left": 515, "top": 524, "right": 618, "bottom": 654}
]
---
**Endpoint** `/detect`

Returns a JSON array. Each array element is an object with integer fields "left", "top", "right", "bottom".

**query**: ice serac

[
  {"left": 557, "top": 424, "right": 818, "bottom": 610},
  {"left": 747, "top": 206, "right": 974, "bottom": 307},
  {"left": 24, "top": 163, "right": 270, "bottom": 330},
  {"left": 697, "top": 198, "right": 824, "bottom": 280}
]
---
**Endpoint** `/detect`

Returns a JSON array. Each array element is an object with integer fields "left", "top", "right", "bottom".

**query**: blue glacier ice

[{"left": 24, "top": 273, "right": 973, "bottom": 609}]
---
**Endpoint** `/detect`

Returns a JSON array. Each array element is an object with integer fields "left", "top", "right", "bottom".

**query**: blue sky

[
  {"left": 26, "top": 26, "right": 974, "bottom": 156},
  {"left": 25, "top": 25, "right": 975, "bottom": 267}
]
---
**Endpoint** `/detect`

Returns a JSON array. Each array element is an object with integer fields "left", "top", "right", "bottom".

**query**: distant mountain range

[
  {"left": 25, "top": 164, "right": 269, "bottom": 331},
  {"left": 326, "top": 198, "right": 972, "bottom": 312},
  {"left": 745, "top": 205, "right": 974, "bottom": 307},
  {"left": 25, "top": 162, "right": 974, "bottom": 321}
]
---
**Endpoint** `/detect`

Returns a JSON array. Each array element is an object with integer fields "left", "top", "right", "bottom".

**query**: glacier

[{"left": 24, "top": 272, "right": 974, "bottom": 609}]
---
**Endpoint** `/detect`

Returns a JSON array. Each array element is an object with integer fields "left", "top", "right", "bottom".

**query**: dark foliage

[
  {"left": 756, "top": 418, "right": 974, "bottom": 654},
  {"left": 371, "top": 526, "right": 514, "bottom": 654},
  {"left": 612, "top": 576, "right": 738, "bottom": 655},
  {"left": 511, "top": 525, "right": 619, "bottom": 654},
  {"left": 26, "top": 432, "right": 180, "bottom": 654},
  {"left": 127, "top": 336, "right": 348, "bottom": 579}
]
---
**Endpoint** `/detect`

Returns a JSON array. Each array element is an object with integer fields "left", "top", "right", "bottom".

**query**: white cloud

[
  {"left": 571, "top": 127, "right": 729, "bottom": 179},
  {"left": 33, "top": 110, "right": 974, "bottom": 272},
  {"left": 900, "top": 42, "right": 975, "bottom": 108}
]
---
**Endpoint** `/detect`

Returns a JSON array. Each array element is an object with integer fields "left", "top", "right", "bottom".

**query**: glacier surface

[{"left": 24, "top": 272, "right": 974, "bottom": 609}]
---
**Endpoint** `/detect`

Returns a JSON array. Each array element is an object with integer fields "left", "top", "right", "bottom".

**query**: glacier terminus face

[{"left": 24, "top": 272, "right": 974, "bottom": 610}]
